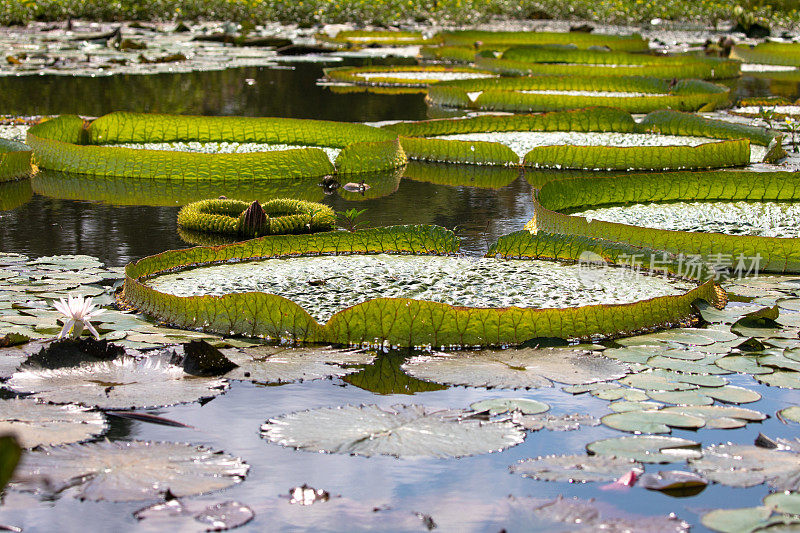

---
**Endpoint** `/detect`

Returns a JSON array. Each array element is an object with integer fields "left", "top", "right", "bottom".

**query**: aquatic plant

[
  {"left": 316, "top": 30, "right": 434, "bottom": 46},
  {"left": 435, "top": 30, "right": 649, "bottom": 52},
  {"left": 0, "top": 138, "right": 32, "bottom": 183},
  {"left": 26, "top": 112, "right": 406, "bottom": 180},
  {"left": 120, "top": 225, "right": 723, "bottom": 347},
  {"left": 381, "top": 108, "right": 783, "bottom": 169},
  {"left": 529, "top": 170, "right": 800, "bottom": 273},
  {"left": 177, "top": 198, "right": 336, "bottom": 238},
  {"left": 53, "top": 295, "right": 104, "bottom": 340},
  {"left": 732, "top": 42, "right": 800, "bottom": 67},
  {"left": 473, "top": 48, "right": 740, "bottom": 80},
  {"left": 426, "top": 76, "right": 731, "bottom": 113},
  {"left": 323, "top": 65, "right": 496, "bottom": 88}
]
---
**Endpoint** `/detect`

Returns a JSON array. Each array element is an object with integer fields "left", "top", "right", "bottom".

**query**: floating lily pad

[
  {"left": 592, "top": 386, "right": 649, "bottom": 402},
  {"left": 700, "top": 507, "right": 778, "bottom": 533},
  {"left": 645, "top": 356, "right": 729, "bottom": 375},
  {"left": 601, "top": 410, "right": 705, "bottom": 434},
  {"left": 220, "top": 345, "right": 375, "bottom": 384},
  {"left": 764, "top": 492, "right": 800, "bottom": 515},
  {"left": 511, "top": 412, "right": 599, "bottom": 432},
  {"left": 715, "top": 355, "right": 774, "bottom": 375},
  {"left": 690, "top": 442, "right": 800, "bottom": 490},
  {"left": 0, "top": 399, "right": 107, "bottom": 448},
  {"left": 587, "top": 435, "right": 701, "bottom": 463},
  {"left": 697, "top": 385, "right": 761, "bottom": 404},
  {"left": 620, "top": 373, "right": 698, "bottom": 392},
  {"left": 510, "top": 454, "right": 642, "bottom": 483},
  {"left": 14, "top": 440, "right": 248, "bottom": 501},
  {"left": 261, "top": 404, "right": 524, "bottom": 458},
  {"left": 756, "top": 371, "right": 800, "bottom": 389},
  {"left": 609, "top": 400, "right": 664, "bottom": 413},
  {"left": 8, "top": 354, "right": 228, "bottom": 409},
  {"left": 645, "top": 390, "right": 714, "bottom": 406},
  {"left": 758, "top": 353, "right": 800, "bottom": 372},
  {"left": 470, "top": 398, "right": 550, "bottom": 415},
  {"left": 778, "top": 406, "right": 800, "bottom": 424},
  {"left": 134, "top": 499, "right": 255, "bottom": 532},
  {"left": 648, "top": 369, "right": 728, "bottom": 387},
  {"left": 403, "top": 347, "right": 627, "bottom": 389},
  {"left": 660, "top": 405, "right": 766, "bottom": 429}
]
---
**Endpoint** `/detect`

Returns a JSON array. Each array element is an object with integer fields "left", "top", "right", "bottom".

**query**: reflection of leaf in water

[
  {"left": 261, "top": 404, "right": 524, "bottom": 458},
  {"left": 343, "top": 351, "right": 447, "bottom": 395},
  {"left": 134, "top": 499, "right": 254, "bottom": 532},
  {"left": 8, "top": 354, "right": 227, "bottom": 409},
  {"left": 14, "top": 440, "right": 248, "bottom": 502},
  {"left": 0, "top": 399, "right": 107, "bottom": 448},
  {"left": 511, "top": 454, "right": 642, "bottom": 483},
  {"left": 402, "top": 347, "right": 627, "bottom": 389},
  {"left": 223, "top": 345, "right": 375, "bottom": 384},
  {"left": 690, "top": 439, "right": 800, "bottom": 490}
]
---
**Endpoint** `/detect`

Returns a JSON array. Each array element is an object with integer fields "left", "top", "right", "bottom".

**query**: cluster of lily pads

[{"left": 3, "top": 25, "right": 800, "bottom": 532}]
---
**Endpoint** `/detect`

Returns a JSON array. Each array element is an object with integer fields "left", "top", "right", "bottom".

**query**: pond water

[{"left": 2, "top": 57, "right": 800, "bottom": 532}]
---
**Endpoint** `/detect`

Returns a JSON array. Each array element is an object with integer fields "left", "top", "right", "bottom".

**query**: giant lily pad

[
  {"left": 7, "top": 354, "right": 228, "bottom": 409},
  {"left": 220, "top": 345, "right": 375, "bottom": 384},
  {"left": 690, "top": 441, "right": 800, "bottom": 490},
  {"left": 14, "top": 440, "right": 248, "bottom": 501},
  {"left": 510, "top": 454, "right": 642, "bottom": 483},
  {"left": 0, "top": 399, "right": 107, "bottom": 448},
  {"left": 261, "top": 404, "right": 524, "bottom": 458},
  {"left": 403, "top": 347, "right": 627, "bottom": 389},
  {"left": 586, "top": 435, "right": 701, "bottom": 463}
]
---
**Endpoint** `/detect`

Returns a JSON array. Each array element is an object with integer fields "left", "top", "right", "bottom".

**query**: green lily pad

[
  {"left": 660, "top": 405, "right": 766, "bottom": 429},
  {"left": 645, "top": 355, "right": 729, "bottom": 375},
  {"left": 470, "top": 398, "right": 550, "bottom": 415},
  {"left": 648, "top": 369, "right": 728, "bottom": 387},
  {"left": 697, "top": 385, "right": 761, "bottom": 404},
  {"left": 690, "top": 442, "right": 800, "bottom": 490},
  {"left": 586, "top": 435, "right": 701, "bottom": 463},
  {"left": 758, "top": 353, "right": 800, "bottom": 372},
  {"left": 715, "top": 355, "right": 774, "bottom": 375},
  {"left": 403, "top": 347, "right": 627, "bottom": 389},
  {"left": 0, "top": 399, "right": 107, "bottom": 448},
  {"left": 609, "top": 400, "right": 664, "bottom": 413},
  {"left": 261, "top": 404, "right": 524, "bottom": 458},
  {"left": 764, "top": 492, "right": 800, "bottom": 515},
  {"left": 511, "top": 412, "right": 599, "bottom": 431},
  {"left": 700, "top": 506, "right": 776, "bottom": 533},
  {"left": 13, "top": 440, "right": 248, "bottom": 502},
  {"left": 601, "top": 346, "right": 660, "bottom": 364},
  {"left": 757, "top": 371, "right": 800, "bottom": 389},
  {"left": 220, "top": 345, "right": 375, "bottom": 384},
  {"left": 8, "top": 354, "right": 228, "bottom": 409},
  {"left": 592, "top": 386, "right": 649, "bottom": 402},
  {"left": 639, "top": 470, "right": 708, "bottom": 492},
  {"left": 645, "top": 390, "right": 714, "bottom": 406},
  {"left": 601, "top": 410, "right": 706, "bottom": 434},
  {"left": 778, "top": 406, "right": 800, "bottom": 423},
  {"left": 510, "top": 454, "right": 641, "bottom": 483},
  {"left": 621, "top": 373, "right": 698, "bottom": 391}
]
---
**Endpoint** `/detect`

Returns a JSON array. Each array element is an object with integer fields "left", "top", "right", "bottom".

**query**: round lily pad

[
  {"left": 639, "top": 470, "right": 708, "bottom": 492},
  {"left": 660, "top": 405, "right": 766, "bottom": 429},
  {"left": 587, "top": 435, "right": 701, "bottom": 463},
  {"left": 14, "top": 440, "right": 248, "bottom": 501},
  {"left": 620, "top": 373, "right": 698, "bottom": 392},
  {"left": 697, "top": 385, "right": 761, "bottom": 404},
  {"left": 510, "top": 454, "right": 642, "bottom": 483},
  {"left": 601, "top": 410, "right": 706, "bottom": 434},
  {"left": 261, "top": 404, "right": 525, "bottom": 458},
  {"left": 470, "top": 398, "right": 550, "bottom": 415},
  {"left": 757, "top": 371, "right": 800, "bottom": 389},
  {"left": 701, "top": 507, "right": 779, "bottom": 533},
  {"left": 609, "top": 400, "right": 664, "bottom": 413},
  {"left": 764, "top": 492, "right": 800, "bottom": 515},
  {"left": 690, "top": 443, "right": 800, "bottom": 490},
  {"left": 779, "top": 406, "right": 800, "bottom": 424},
  {"left": 511, "top": 412, "right": 599, "bottom": 432},
  {"left": 645, "top": 390, "right": 714, "bottom": 406},
  {"left": 0, "top": 399, "right": 107, "bottom": 448},
  {"left": 403, "top": 347, "right": 627, "bottom": 389},
  {"left": 7, "top": 354, "right": 228, "bottom": 409},
  {"left": 221, "top": 345, "right": 375, "bottom": 384},
  {"left": 645, "top": 355, "right": 729, "bottom": 375},
  {"left": 715, "top": 355, "right": 774, "bottom": 375}
]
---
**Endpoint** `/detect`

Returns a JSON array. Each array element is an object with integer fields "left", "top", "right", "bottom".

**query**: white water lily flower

[{"left": 53, "top": 295, "right": 104, "bottom": 340}]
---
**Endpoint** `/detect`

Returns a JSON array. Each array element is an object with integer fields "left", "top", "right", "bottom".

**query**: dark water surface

[{"left": 1, "top": 61, "right": 800, "bottom": 532}]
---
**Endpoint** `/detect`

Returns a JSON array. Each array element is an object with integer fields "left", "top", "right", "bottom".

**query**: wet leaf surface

[
  {"left": 586, "top": 435, "right": 702, "bottom": 463},
  {"left": 0, "top": 399, "right": 106, "bottom": 448},
  {"left": 511, "top": 454, "right": 643, "bottom": 483},
  {"left": 690, "top": 441, "right": 800, "bottom": 490},
  {"left": 261, "top": 404, "right": 525, "bottom": 458},
  {"left": 14, "top": 440, "right": 248, "bottom": 501}
]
